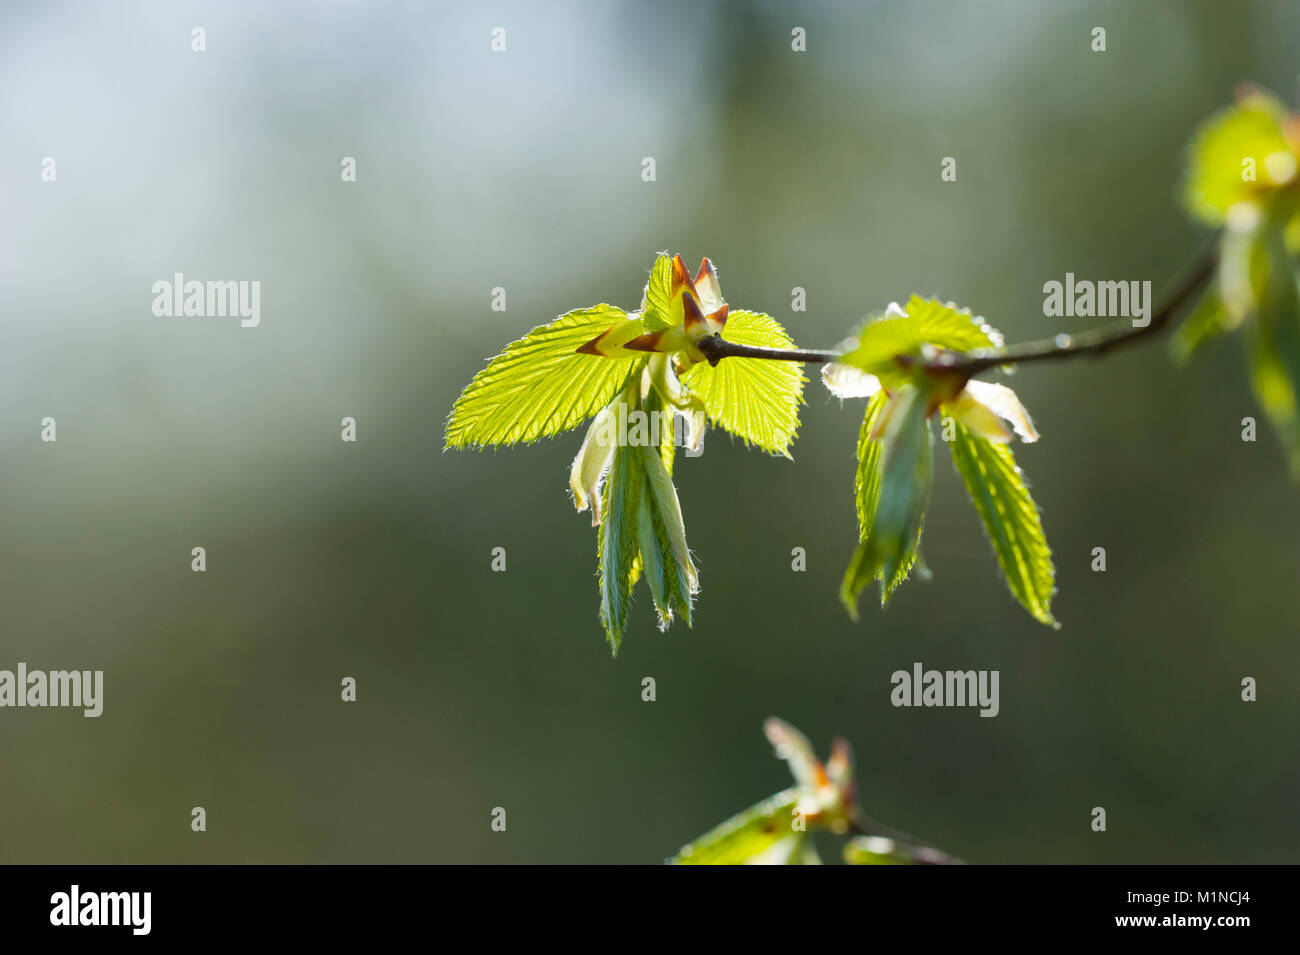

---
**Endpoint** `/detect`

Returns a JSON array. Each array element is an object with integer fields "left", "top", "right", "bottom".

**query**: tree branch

[{"left": 694, "top": 240, "right": 1220, "bottom": 379}]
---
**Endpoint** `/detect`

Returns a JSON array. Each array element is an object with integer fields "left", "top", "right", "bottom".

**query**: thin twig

[{"left": 694, "top": 240, "right": 1220, "bottom": 379}]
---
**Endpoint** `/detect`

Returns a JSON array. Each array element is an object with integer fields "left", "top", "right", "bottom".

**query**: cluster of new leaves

[
  {"left": 445, "top": 253, "right": 806, "bottom": 652},
  {"left": 1176, "top": 86, "right": 1300, "bottom": 475},
  {"left": 672, "top": 718, "right": 957, "bottom": 865},
  {"left": 822, "top": 299, "right": 1057, "bottom": 627}
]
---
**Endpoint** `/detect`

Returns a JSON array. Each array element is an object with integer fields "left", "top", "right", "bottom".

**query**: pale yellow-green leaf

[
  {"left": 1170, "top": 284, "right": 1230, "bottom": 364},
  {"left": 1184, "top": 90, "right": 1298, "bottom": 226},
  {"left": 445, "top": 305, "right": 643, "bottom": 449},
  {"left": 671, "top": 790, "right": 808, "bottom": 865},
  {"left": 867, "top": 387, "right": 933, "bottom": 600},
  {"left": 639, "top": 253, "right": 675, "bottom": 331},
  {"left": 598, "top": 438, "right": 643, "bottom": 654},
  {"left": 840, "top": 391, "right": 888, "bottom": 619},
  {"left": 681, "top": 310, "right": 807, "bottom": 456},
  {"left": 949, "top": 423, "right": 1057, "bottom": 626},
  {"left": 839, "top": 296, "right": 1004, "bottom": 390},
  {"left": 1245, "top": 224, "right": 1300, "bottom": 476}
]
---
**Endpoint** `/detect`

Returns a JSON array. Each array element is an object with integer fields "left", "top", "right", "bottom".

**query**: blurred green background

[{"left": 1, "top": 0, "right": 1297, "bottom": 863}]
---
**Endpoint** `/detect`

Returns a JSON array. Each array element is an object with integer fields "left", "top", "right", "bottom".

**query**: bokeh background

[{"left": 1, "top": 0, "right": 1297, "bottom": 863}]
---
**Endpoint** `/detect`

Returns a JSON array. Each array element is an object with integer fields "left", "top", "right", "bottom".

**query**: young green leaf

[
  {"left": 1184, "top": 89, "right": 1298, "bottom": 226},
  {"left": 867, "top": 386, "right": 933, "bottom": 602},
  {"left": 835, "top": 296, "right": 1003, "bottom": 391},
  {"left": 639, "top": 253, "right": 676, "bottom": 331},
  {"left": 1245, "top": 224, "right": 1300, "bottom": 475},
  {"left": 640, "top": 443, "right": 699, "bottom": 597},
  {"left": 680, "top": 310, "right": 807, "bottom": 456},
  {"left": 445, "top": 305, "right": 644, "bottom": 449},
  {"left": 569, "top": 403, "right": 618, "bottom": 525},
  {"left": 948, "top": 422, "right": 1057, "bottom": 627},
  {"left": 1170, "top": 282, "right": 1230, "bottom": 364},
  {"left": 841, "top": 392, "right": 888, "bottom": 620},
  {"left": 598, "top": 436, "right": 644, "bottom": 653},
  {"left": 670, "top": 790, "right": 812, "bottom": 865}
]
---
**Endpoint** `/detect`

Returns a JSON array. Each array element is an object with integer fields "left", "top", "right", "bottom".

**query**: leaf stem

[{"left": 694, "top": 240, "right": 1220, "bottom": 378}]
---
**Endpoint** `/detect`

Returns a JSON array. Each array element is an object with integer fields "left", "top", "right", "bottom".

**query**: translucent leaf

[
  {"left": 445, "top": 305, "right": 644, "bottom": 448},
  {"left": 838, "top": 296, "right": 1004, "bottom": 390},
  {"left": 640, "top": 443, "right": 698, "bottom": 596},
  {"left": 569, "top": 403, "right": 618, "bottom": 525},
  {"left": 948, "top": 379, "right": 1040, "bottom": 443},
  {"left": 840, "top": 392, "right": 888, "bottom": 619},
  {"left": 681, "top": 310, "right": 807, "bottom": 456},
  {"left": 670, "top": 790, "right": 808, "bottom": 865},
  {"left": 598, "top": 439, "right": 643, "bottom": 653},
  {"left": 841, "top": 389, "right": 932, "bottom": 616},
  {"left": 636, "top": 432, "right": 696, "bottom": 629},
  {"left": 639, "top": 253, "right": 675, "bottom": 331},
  {"left": 1170, "top": 283, "right": 1231, "bottom": 364},
  {"left": 1246, "top": 225, "right": 1300, "bottom": 476},
  {"left": 1184, "top": 90, "right": 1298, "bottom": 226},
  {"left": 948, "top": 422, "right": 1057, "bottom": 627},
  {"left": 867, "top": 387, "right": 934, "bottom": 600}
]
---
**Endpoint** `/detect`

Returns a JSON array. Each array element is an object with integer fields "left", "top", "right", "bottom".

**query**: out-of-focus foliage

[
  {"left": 1177, "top": 87, "right": 1300, "bottom": 476},
  {"left": 672, "top": 718, "right": 957, "bottom": 865}
]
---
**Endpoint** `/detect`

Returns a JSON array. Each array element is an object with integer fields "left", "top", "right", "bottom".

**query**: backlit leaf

[
  {"left": 681, "top": 310, "right": 807, "bottom": 456},
  {"left": 671, "top": 790, "right": 811, "bottom": 865},
  {"left": 445, "top": 305, "right": 643, "bottom": 448},
  {"left": 598, "top": 436, "right": 643, "bottom": 653},
  {"left": 949, "top": 422, "right": 1057, "bottom": 626},
  {"left": 1184, "top": 90, "right": 1298, "bottom": 226},
  {"left": 838, "top": 297, "right": 1004, "bottom": 391}
]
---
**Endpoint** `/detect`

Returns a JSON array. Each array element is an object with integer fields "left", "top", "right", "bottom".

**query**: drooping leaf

[
  {"left": 1184, "top": 89, "right": 1298, "bottom": 227},
  {"left": 1170, "top": 283, "right": 1231, "bottom": 364},
  {"left": 569, "top": 402, "right": 618, "bottom": 525},
  {"left": 445, "top": 305, "right": 643, "bottom": 448},
  {"left": 949, "top": 422, "right": 1057, "bottom": 627},
  {"left": 670, "top": 790, "right": 815, "bottom": 865},
  {"left": 681, "top": 310, "right": 807, "bottom": 456},
  {"left": 636, "top": 389, "right": 693, "bottom": 627},
  {"left": 640, "top": 443, "right": 698, "bottom": 597},
  {"left": 841, "top": 388, "right": 933, "bottom": 617},
  {"left": 1246, "top": 224, "right": 1300, "bottom": 476},
  {"left": 598, "top": 437, "right": 644, "bottom": 653},
  {"left": 840, "top": 392, "right": 888, "bottom": 619},
  {"left": 867, "top": 387, "right": 934, "bottom": 601}
]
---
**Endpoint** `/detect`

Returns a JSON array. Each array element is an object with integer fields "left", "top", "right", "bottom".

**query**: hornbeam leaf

[
  {"left": 949, "top": 422, "right": 1057, "bottom": 627},
  {"left": 1246, "top": 224, "right": 1300, "bottom": 476},
  {"left": 640, "top": 388, "right": 693, "bottom": 626},
  {"left": 598, "top": 439, "right": 644, "bottom": 653},
  {"left": 445, "top": 305, "right": 643, "bottom": 449},
  {"left": 670, "top": 789, "right": 812, "bottom": 865},
  {"left": 1170, "top": 283, "right": 1231, "bottom": 364},
  {"left": 681, "top": 310, "right": 807, "bottom": 456},
  {"left": 640, "top": 253, "right": 675, "bottom": 331},
  {"left": 866, "top": 387, "right": 933, "bottom": 603},
  {"left": 1184, "top": 89, "right": 1297, "bottom": 226},
  {"left": 838, "top": 297, "right": 1003, "bottom": 391},
  {"left": 569, "top": 403, "right": 618, "bottom": 525},
  {"left": 640, "top": 442, "right": 699, "bottom": 597},
  {"left": 840, "top": 392, "right": 888, "bottom": 619}
]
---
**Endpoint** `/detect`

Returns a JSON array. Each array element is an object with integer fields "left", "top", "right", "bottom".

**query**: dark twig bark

[{"left": 694, "top": 240, "right": 1219, "bottom": 380}]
